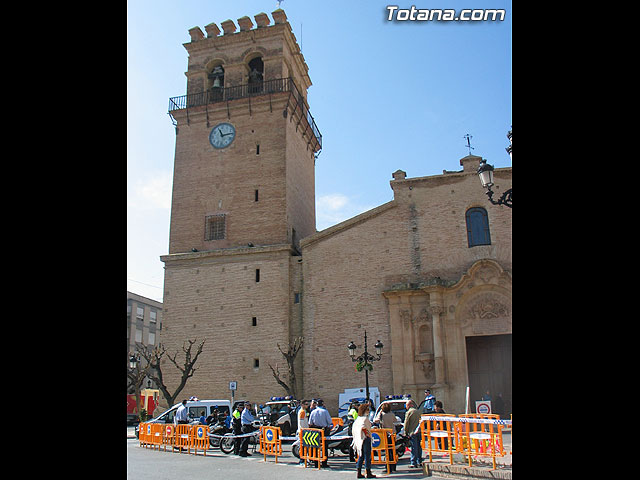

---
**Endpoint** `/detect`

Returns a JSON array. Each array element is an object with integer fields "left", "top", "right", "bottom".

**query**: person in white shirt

[
  {"left": 351, "top": 403, "right": 376, "bottom": 478},
  {"left": 296, "top": 399, "right": 311, "bottom": 464},
  {"left": 297, "top": 399, "right": 310, "bottom": 431},
  {"left": 175, "top": 399, "right": 189, "bottom": 424}
]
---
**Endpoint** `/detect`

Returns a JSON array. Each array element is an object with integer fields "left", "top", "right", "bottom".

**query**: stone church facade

[{"left": 158, "top": 9, "right": 512, "bottom": 416}]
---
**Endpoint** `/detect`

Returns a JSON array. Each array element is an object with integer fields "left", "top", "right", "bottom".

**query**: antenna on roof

[{"left": 463, "top": 133, "right": 474, "bottom": 155}]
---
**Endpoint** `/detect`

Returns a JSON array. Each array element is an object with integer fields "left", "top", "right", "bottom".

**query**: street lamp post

[
  {"left": 476, "top": 128, "right": 512, "bottom": 208},
  {"left": 129, "top": 354, "right": 139, "bottom": 370},
  {"left": 348, "top": 331, "right": 383, "bottom": 403}
]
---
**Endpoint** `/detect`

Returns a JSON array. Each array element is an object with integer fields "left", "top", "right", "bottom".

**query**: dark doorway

[{"left": 465, "top": 334, "right": 511, "bottom": 417}]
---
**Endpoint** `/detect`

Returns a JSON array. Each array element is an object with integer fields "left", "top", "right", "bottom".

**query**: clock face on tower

[{"left": 209, "top": 122, "right": 236, "bottom": 149}]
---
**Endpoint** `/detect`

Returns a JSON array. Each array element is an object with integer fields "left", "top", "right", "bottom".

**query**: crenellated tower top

[{"left": 181, "top": 9, "right": 312, "bottom": 103}]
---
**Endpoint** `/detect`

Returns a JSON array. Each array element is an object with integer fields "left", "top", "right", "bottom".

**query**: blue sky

[{"left": 127, "top": 0, "right": 512, "bottom": 302}]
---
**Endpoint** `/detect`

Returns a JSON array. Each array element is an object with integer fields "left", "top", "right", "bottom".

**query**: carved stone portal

[{"left": 461, "top": 292, "right": 511, "bottom": 335}]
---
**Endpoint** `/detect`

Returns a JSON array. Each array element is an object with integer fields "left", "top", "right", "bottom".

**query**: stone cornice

[
  {"left": 390, "top": 167, "right": 511, "bottom": 191},
  {"left": 161, "top": 243, "right": 296, "bottom": 265}
]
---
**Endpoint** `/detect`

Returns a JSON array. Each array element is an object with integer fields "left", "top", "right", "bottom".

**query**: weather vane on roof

[{"left": 463, "top": 133, "right": 474, "bottom": 155}]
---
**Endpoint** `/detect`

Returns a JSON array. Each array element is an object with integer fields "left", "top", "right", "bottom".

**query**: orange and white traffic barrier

[
  {"left": 259, "top": 426, "right": 283, "bottom": 463},
  {"left": 420, "top": 414, "right": 456, "bottom": 465},
  {"left": 370, "top": 428, "right": 397, "bottom": 474}
]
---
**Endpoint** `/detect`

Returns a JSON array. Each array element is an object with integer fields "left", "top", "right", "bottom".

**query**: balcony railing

[{"left": 168, "top": 77, "right": 321, "bottom": 151}]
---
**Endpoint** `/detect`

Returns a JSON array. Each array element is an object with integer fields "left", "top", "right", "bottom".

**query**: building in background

[{"left": 127, "top": 291, "right": 162, "bottom": 370}]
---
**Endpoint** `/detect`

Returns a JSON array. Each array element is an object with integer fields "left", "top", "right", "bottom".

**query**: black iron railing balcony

[{"left": 168, "top": 77, "right": 321, "bottom": 151}]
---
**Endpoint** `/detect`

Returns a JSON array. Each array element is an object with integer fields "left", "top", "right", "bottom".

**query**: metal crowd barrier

[
  {"left": 420, "top": 414, "right": 456, "bottom": 465},
  {"left": 299, "top": 427, "right": 327, "bottom": 469},
  {"left": 138, "top": 416, "right": 511, "bottom": 471},
  {"left": 139, "top": 422, "right": 213, "bottom": 455},
  {"left": 370, "top": 428, "right": 397, "bottom": 473},
  {"left": 419, "top": 415, "right": 512, "bottom": 470},
  {"left": 258, "top": 426, "right": 282, "bottom": 463}
]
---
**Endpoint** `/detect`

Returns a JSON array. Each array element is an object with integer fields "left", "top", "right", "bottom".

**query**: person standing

[
  {"left": 404, "top": 399, "right": 422, "bottom": 468},
  {"left": 239, "top": 402, "right": 256, "bottom": 457},
  {"left": 175, "top": 399, "right": 189, "bottom": 424},
  {"left": 297, "top": 400, "right": 310, "bottom": 465},
  {"left": 297, "top": 399, "right": 310, "bottom": 431},
  {"left": 308, "top": 399, "right": 333, "bottom": 468},
  {"left": 348, "top": 401, "right": 359, "bottom": 423},
  {"left": 346, "top": 401, "right": 359, "bottom": 462},
  {"left": 373, "top": 403, "right": 396, "bottom": 472},
  {"left": 231, "top": 403, "right": 243, "bottom": 455},
  {"left": 493, "top": 393, "right": 505, "bottom": 417},
  {"left": 352, "top": 403, "right": 377, "bottom": 478},
  {"left": 423, "top": 389, "right": 436, "bottom": 413},
  {"left": 373, "top": 402, "right": 395, "bottom": 430}
]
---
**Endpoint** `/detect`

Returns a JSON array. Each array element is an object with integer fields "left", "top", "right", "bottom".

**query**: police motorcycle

[
  {"left": 207, "top": 413, "right": 232, "bottom": 450},
  {"left": 291, "top": 420, "right": 352, "bottom": 459},
  {"left": 392, "top": 426, "right": 411, "bottom": 459},
  {"left": 219, "top": 409, "right": 264, "bottom": 454}
]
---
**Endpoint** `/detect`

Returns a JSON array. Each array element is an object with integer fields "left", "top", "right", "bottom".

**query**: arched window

[
  {"left": 208, "top": 64, "right": 224, "bottom": 101},
  {"left": 248, "top": 57, "right": 264, "bottom": 93},
  {"left": 466, "top": 207, "right": 491, "bottom": 247}
]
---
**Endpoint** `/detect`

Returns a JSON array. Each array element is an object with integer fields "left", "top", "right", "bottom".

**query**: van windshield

[
  {"left": 156, "top": 408, "right": 175, "bottom": 423},
  {"left": 189, "top": 407, "right": 207, "bottom": 420}
]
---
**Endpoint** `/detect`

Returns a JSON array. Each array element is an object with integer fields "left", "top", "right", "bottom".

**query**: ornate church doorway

[{"left": 465, "top": 334, "right": 511, "bottom": 417}]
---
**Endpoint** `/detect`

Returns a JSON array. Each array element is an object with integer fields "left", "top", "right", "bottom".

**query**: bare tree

[
  {"left": 127, "top": 352, "right": 152, "bottom": 421},
  {"left": 138, "top": 338, "right": 206, "bottom": 408},
  {"left": 268, "top": 336, "right": 303, "bottom": 398}
]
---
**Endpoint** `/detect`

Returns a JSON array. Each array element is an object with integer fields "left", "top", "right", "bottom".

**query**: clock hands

[{"left": 210, "top": 124, "right": 235, "bottom": 148}]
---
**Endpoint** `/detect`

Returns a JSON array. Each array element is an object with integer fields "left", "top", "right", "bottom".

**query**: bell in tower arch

[
  {"left": 208, "top": 65, "right": 224, "bottom": 101},
  {"left": 248, "top": 57, "right": 264, "bottom": 94}
]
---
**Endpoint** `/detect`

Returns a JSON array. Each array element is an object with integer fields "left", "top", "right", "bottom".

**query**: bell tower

[
  {"left": 159, "top": 8, "right": 319, "bottom": 404},
  {"left": 167, "top": 8, "right": 321, "bottom": 254}
]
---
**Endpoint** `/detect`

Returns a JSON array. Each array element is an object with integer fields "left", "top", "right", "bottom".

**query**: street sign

[
  {"left": 229, "top": 381, "right": 237, "bottom": 390},
  {"left": 371, "top": 432, "right": 381, "bottom": 448},
  {"left": 475, "top": 401, "right": 492, "bottom": 414},
  {"left": 302, "top": 429, "right": 321, "bottom": 447},
  {"left": 265, "top": 427, "right": 275, "bottom": 443}
]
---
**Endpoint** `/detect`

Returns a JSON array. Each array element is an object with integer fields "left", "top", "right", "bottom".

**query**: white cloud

[
  {"left": 316, "top": 193, "right": 374, "bottom": 231},
  {"left": 129, "top": 171, "right": 173, "bottom": 210},
  {"left": 317, "top": 193, "right": 349, "bottom": 211}
]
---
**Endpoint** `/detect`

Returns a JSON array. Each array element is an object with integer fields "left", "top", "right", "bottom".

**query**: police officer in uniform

[
  {"left": 347, "top": 401, "right": 359, "bottom": 462},
  {"left": 423, "top": 389, "right": 436, "bottom": 413},
  {"left": 239, "top": 402, "right": 256, "bottom": 457},
  {"left": 231, "top": 402, "right": 243, "bottom": 455}
]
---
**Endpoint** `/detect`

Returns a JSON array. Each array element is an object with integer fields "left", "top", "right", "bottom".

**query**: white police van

[
  {"left": 134, "top": 399, "right": 231, "bottom": 438},
  {"left": 258, "top": 396, "right": 298, "bottom": 437}
]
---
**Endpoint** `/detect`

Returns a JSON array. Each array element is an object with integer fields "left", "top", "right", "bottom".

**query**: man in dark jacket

[
  {"left": 404, "top": 399, "right": 422, "bottom": 468},
  {"left": 232, "top": 403, "right": 243, "bottom": 455}
]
